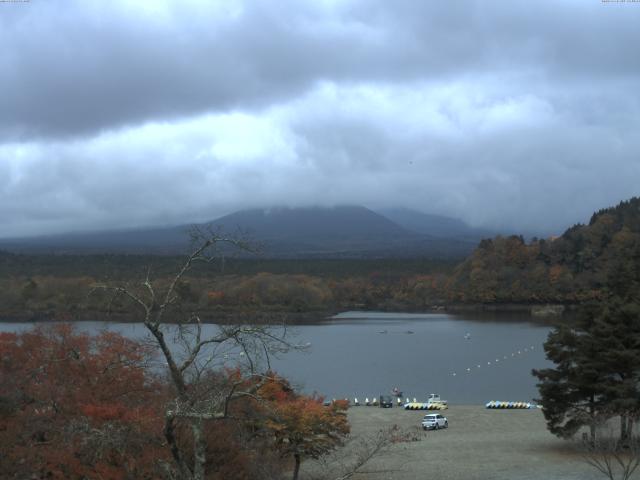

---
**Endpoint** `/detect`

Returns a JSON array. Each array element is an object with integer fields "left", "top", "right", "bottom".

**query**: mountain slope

[
  {"left": 0, "top": 225, "right": 193, "bottom": 254},
  {"left": 446, "top": 197, "right": 640, "bottom": 303},
  {"left": 0, "top": 205, "right": 477, "bottom": 258},
  {"left": 377, "top": 207, "right": 496, "bottom": 239},
  {"left": 211, "top": 206, "right": 409, "bottom": 240},
  {"left": 209, "top": 205, "right": 475, "bottom": 258}
]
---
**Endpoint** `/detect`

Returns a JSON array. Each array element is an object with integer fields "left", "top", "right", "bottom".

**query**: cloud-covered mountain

[
  {"left": 377, "top": 207, "right": 497, "bottom": 240},
  {"left": 0, "top": 206, "right": 478, "bottom": 258},
  {"left": 1, "top": 1, "right": 639, "bottom": 239}
]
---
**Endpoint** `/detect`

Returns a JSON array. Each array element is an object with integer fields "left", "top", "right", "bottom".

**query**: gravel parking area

[{"left": 336, "top": 405, "right": 616, "bottom": 480}]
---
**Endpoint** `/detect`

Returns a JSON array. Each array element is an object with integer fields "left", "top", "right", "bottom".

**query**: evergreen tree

[
  {"left": 533, "top": 305, "right": 606, "bottom": 441},
  {"left": 534, "top": 297, "right": 640, "bottom": 443},
  {"left": 590, "top": 299, "right": 640, "bottom": 443}
]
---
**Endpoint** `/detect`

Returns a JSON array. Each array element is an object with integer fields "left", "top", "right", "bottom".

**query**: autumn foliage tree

[
  {"left": 0, "top": 325, "right": 166, "bottom": 479},
  {"left": 448, "top": 197, "right": 640, "bottom": 305},
  {"left": 0, "top": 326, "right": 308, "bottom": 480},
  {"left": 257, "top": 376, "right": 350, "bottom": 480}
]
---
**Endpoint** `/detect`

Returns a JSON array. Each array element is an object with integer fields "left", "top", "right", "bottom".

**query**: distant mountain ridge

[
  {"left": 377, "top": 207, "right": 496, "bottom": 240},
  {"left": 0, "top": 205, "right": 479, "bottom": 258},
  {"left": 212, "top": 206, "right": 409, "bottom": 240}
]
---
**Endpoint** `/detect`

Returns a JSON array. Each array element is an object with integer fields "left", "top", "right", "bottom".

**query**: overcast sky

[{"left": 1, "top": 0, "right": 639, "bottom": 238}]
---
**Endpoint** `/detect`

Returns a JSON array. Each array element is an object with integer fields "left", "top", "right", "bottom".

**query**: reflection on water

[{"left": 0, "top": 311, "right": 552, "bottom": 404}]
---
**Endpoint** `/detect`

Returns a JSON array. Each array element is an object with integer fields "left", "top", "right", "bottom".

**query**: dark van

[{"left": 379, "top": 395, "right": 393, "bottom": 408}]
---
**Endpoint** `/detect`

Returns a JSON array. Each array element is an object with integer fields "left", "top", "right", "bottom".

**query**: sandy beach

[{"left": 317, "top": 405, "right": 619, "bottom": 480}]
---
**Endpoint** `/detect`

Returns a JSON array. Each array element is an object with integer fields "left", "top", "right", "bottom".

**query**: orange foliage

[
  {"left": 0, "top": 325, "right": 167, "bottom": 479},
  {"left": 257, "top": 375, "right": 350, "bottom": 467},
  {"left": 207, "top": 290, "right": 226, "bottom": 303},
  {"left": 549, "top": 265, "right": 565, "bottom": 284}
]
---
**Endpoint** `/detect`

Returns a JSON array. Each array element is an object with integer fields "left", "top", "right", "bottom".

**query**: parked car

[
  {"left": 379, "top": 395, "right": 393, "bottom": 408},
  {"left": 421, "top": 413, "right": 448, "bottom": 430}
]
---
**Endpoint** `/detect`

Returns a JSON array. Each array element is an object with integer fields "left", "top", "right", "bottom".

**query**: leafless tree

[
  {"left": 304, "top": 425, "right": 424, "bottom": 480},
  {"left": 580, "top": 414, "right": 640, "bottom": 480},
  {"left": 92, "top": 228, "right": 300, "bottom": 480}
]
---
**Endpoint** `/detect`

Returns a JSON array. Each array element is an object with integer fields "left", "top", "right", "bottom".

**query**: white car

[{"left": 421, "top": 413, "right": 448, "bottom": 430}]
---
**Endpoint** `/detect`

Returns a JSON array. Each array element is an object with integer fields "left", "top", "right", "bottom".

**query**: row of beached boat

[
  {"left": 404, "top": 402, "right": 448, "bottom": 410},
  {"left": 485, "top": 401, "right": 538, "bottom": 409}
]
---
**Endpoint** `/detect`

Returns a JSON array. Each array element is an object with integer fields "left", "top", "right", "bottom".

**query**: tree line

[
  {"left": 4, "top": 197, "right": 640, "bottom": 318},
  {"left": 448, "top": 197, "right": 640, "bottom": 305}
]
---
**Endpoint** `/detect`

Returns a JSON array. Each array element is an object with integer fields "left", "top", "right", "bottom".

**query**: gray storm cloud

[{"left": 1, "top": 0, "right": 639, "bottom": 238}]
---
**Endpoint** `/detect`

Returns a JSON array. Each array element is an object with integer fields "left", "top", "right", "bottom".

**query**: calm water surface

[{"left": 0, "top": 311, "right": 552, "bottom": 404}]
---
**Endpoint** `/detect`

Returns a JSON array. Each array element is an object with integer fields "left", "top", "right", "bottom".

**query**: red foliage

[
  {"left": 0, "top": 325, "right": 167, "bottom": 479},
  {"left": 257, "top": 375, "right": 350, "bottom": 461},
  {"left": 0, "top": 329, "right": 350, "bottom": 479}
]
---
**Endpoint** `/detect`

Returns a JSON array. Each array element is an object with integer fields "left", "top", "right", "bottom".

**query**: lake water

[{"left": 0, "top": 311, "right": 552, "bottom": 404}]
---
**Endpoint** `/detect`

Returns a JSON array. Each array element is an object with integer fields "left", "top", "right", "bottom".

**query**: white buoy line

[{"left": 451, "top": 345, "right": 536, "bottom": 377}]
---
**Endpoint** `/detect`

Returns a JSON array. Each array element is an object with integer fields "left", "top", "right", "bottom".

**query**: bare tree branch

[
  {"left": 91, "top": 229, "right": 301, "bottom": 480},
  {"left": 579, "top": 415, "right": 640, "bottom": 480}
]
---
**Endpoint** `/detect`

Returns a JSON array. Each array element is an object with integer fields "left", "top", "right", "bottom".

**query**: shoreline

[{"left": 0, "top": 303, "right": 569, "bottom": 324}]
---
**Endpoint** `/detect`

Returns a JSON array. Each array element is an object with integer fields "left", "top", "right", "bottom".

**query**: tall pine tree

[
  {"left": 534, "top": 233, "right": 640, "bottom": 442},
  {"left": 533, "top": 304, "right": 606, "bottom": 441}
]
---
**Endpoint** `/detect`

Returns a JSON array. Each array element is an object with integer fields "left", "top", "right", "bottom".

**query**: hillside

[
  {"left": 446, "top": 197, "right": 640, "bottom": 304},
  {"left": 0, "top": 205, "right": 478, "bottom": 259}
]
